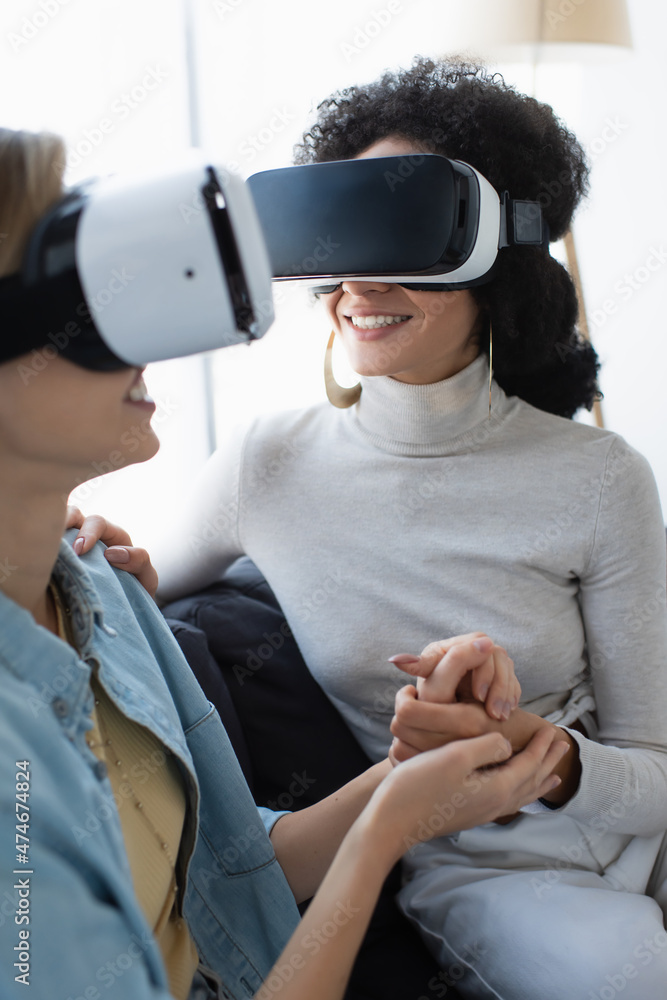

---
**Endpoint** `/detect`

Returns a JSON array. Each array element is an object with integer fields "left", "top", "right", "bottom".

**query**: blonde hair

[{"left": 0, "top": 129, "right": 66, "bottom": 278}]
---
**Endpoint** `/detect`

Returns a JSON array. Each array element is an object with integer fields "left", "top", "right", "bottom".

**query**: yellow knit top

[
  {"left": 51, "top": 578, "right": 199, "bottom": 1000},
  {"left": 87, "top": 676, "right": 200, "bottom": 1000}
]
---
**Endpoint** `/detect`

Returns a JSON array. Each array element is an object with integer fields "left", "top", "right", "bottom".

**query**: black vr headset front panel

[{"left": 247, "top": 155, "right": 480, "bottom": 280}]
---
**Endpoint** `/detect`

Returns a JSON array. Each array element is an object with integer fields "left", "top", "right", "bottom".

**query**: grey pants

[{"left": 399, "top": 812, "right": 667, "bottom": 1000}]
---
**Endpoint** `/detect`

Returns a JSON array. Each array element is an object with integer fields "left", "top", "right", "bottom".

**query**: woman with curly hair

[{"left": 80, "top": 59, "right": 667, "bottom": 997}]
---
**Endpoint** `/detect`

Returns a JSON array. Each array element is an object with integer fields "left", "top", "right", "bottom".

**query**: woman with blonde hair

[{"left": 0, "top": 127, "right": 563, "bottom": 1000}]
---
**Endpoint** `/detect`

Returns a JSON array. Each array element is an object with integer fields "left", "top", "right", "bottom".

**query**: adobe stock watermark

[
  {"left": 61, "top": 929, "right": 155, "bottom": 999},
  {"left": 0, "top": 557, "right": 18, "bottom": 585},
  {"left": 358, "top": 324, "right": 414, "bottom": 377},
  {"left": 196, "top": 821, "right": 274, "bottom": 886},
  {"left": 402, "top": 743, "right": 514, "bottom": 855},
  {"left": 340, "top": 1, "right": 403, "bottom": 63},
  {"left": 292, "top": 569, "right": 344, "bottom": 625},
  {"left": 587, "top": 930, "right": 667, "bottom": 1000},
  {"left": 530, "top": 781, "right": 651, "bottom": 901},
  {"left": 192, "top": 775, "right": 313, "bottom": 891},
  {"left": 473, "top": 114, "right": 629, "bottom": 240},
  {"left": 390, "top": 410, "right": 494, "bottom": 525},
  {"left": 232, "top": 619, "right": 295, "bottom": 686},
  {"left": 188, "top": 438, "right": 305, "bottom": 555},
  {"left": 7, "top": 0, "right": 74, "bottom": 53},
  {"left": 277, "top": 235, "right": 342, "bottom": 277},
  {"left": 182, "top": 106, "right": 296, "bottom": 174},
  {"left": 67, "top": 394, "right": 179, "bottom": 504},
  {"left": 383, "top": 153, "right": 426, "bottom": 192},
  {"left": 546, "top": 0, "right": 595, "bottom": 28},
  {"left": 586, "top": 586, "right": 666, "bottom": 676},
  {"left": 393, "top": 467, "right": 450, "bottom": 525},
  {"left": 264, "top": 771, "right": 316, "bottom": 812},
  {"left": 587, "top": 116, "right": 629, "bottom": 162},
  {"left": 255, "top": 899, "right": 362, "bottom": 998},
  {"left": 587, "top": 245, "right": 667, "bottom": 333},
  {"left": 25, "top": 658, "right": 83, "bottom": 719},
  {"left": 59, "top": 66, "right": 169, "bottom": 175},
  {"left": 417, "top": 941, "right": 488, "bottom": 999},
  {"left": 212, "top": 0, "right": 247, "bottom": 16},
  {"left": 519, "top": 438, "right": 645, "bottom": 563},
  {"left": 71, "top": 749, "right": 170, "bottom": 846},
  {"left": 237, "top": 107, "right": 295, "bottom": 164}
]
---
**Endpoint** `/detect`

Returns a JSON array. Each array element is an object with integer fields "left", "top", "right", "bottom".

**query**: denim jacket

[{"left": 0, "top": 534, "right": 299, "bottom": 1000}]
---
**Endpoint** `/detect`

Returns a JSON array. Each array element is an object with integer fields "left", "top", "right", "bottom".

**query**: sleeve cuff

[
  {"left": 519, "top": 725, "right": 590, "bottom": 816},
  {"left": 520, "top": 798, "right": 557, "bottom": 815},
  {"left": 258, "top": 805, "right": 291, "bottom": 836}
]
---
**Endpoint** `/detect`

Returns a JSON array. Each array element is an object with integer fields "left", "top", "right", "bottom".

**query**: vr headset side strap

[
  {"left": 0, "top": 273, "right": 60, "bottom": 365},
  {"left": 498, "top": 192, "right": 549, "bottom": 250},
  {"left": 0, "top": 270, "right": 128, "bottom": 370}
]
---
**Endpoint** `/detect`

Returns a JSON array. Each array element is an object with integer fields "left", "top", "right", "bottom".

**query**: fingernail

[
  {"left": 504, "top": 738, "right": 513, "bottom": 754},
  {"left": 556, "top": 741, "right": 570, "bottom": 756},
  {"left": 388, "top": 654, "right": 420, "bottom": 665},
  {"left": 503, "top": 701, "right": 512, "bottom": 720},
  {"left": 473, "top": 637, "right": 493, "bottom": 652},
  {"left": 492, "top": 699, "right": 505, "bottom": 719},
  {"left": 549, "top": 776, "right": 562, "bottom": 790},
  {"left": 478, "top": 682, "right": 489, "bottom": 700},
  {"left": 73, "top": 536, "right": 85, "bottom": 556},
  {"left": 105, "top": 546, "right": 130, "bottom": 564}
]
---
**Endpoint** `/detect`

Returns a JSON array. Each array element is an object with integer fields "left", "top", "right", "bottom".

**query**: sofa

[{"left": 163, "top": 556, "right": 458, "bottom": 1000}]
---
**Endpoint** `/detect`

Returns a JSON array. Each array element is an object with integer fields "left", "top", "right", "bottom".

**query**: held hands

[
  {"left": 361, "top": 727, "right": 570, "bottom": 867},
  {"left": 65, "top": 506, "right": 158, "bottom": 599},
  {"left": 388, "top": 633, "right": 580, "bottom": 808},
  {"left": 388, "top": 633, "right": 521, "bottom": 765},
  {"left": 390, "top": 633, "right": 520, "bottom": 721}
]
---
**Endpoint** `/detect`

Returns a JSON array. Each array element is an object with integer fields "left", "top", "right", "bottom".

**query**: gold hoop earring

[
  {"left": 324, "top": 331, "right": 361, "bottom": 409},
  {"left": 488, "top": 321, "right": 493, "bottom": 420}
]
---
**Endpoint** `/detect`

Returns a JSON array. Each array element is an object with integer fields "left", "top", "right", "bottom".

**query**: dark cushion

[
  {"left": 163, "top": 557, "right": 371, "bottom": 805},
  {"left": 163, "top": 557, "right": 451, "bottom": 1000},
  {"left": 165, "top": 618, "right": 254, "bottom": 789}
]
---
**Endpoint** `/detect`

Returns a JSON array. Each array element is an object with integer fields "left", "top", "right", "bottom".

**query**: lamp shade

[
  {"left": 437, "top": 0, "right": 632, "bottom": 63},
  {"left": 542, "top": 0, "right": 632, "bottom": 46}
]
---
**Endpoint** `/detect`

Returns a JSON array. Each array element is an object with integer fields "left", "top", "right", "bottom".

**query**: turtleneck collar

[{"left": 351, "top": 354, "right": 511, "bottom": 457}]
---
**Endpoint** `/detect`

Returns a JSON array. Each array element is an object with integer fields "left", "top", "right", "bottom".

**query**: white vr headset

[
  {"left": 248, "top": 154, "right": 547, "bottom": 292},
  {"left": 0, "top": 152, "right": 274, "bottom": 370}
]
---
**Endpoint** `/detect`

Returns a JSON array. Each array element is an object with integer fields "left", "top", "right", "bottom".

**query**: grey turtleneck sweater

[{"left": 157, "top": 355, "right": 667, "bottom": 836}]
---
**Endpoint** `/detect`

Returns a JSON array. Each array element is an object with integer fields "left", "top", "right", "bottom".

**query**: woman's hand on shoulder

[{"left": 65, "top": 506, "right": 159, "bottom": 599}]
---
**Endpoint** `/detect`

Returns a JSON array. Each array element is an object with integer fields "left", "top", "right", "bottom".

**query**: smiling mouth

[
  {"left": 348, "top": 314, "right": 411, "bottom": 329},
  {"left": 124, "top": 373, "right": 154, "bottom": 404}
]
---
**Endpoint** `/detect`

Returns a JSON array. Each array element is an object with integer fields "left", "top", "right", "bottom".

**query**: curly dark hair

[{"left": 294, "top": 58, "right": 600, "bottom": 418}]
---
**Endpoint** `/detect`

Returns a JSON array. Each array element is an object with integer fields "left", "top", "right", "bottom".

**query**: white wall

[
  {"left": 572, "top": 0, "right": 667, "bottom": 510},
  {"left": 2, "top": 0, "right": 666, "bottom": 547}
]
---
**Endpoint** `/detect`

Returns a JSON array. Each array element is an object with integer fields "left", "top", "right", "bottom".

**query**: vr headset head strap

[
  {"left": 0, "top": 267, "right": 128, "bottom": 370},
  {"left": 498, "top": 191, "right": 550, "bottom": 250}
]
